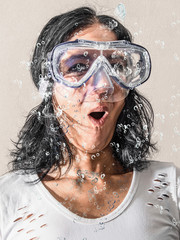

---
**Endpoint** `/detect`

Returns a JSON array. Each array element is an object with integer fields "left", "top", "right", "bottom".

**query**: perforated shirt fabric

[{"left": 0, "top": 160, "right": 180, "bottom": 240}]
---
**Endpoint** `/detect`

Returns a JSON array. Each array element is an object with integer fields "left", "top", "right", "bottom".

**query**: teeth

[{"left": 90, "top": 112, "right": 105, "bottom": 120}]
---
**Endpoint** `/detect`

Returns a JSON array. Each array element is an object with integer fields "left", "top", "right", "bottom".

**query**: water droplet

[
  {"left": 91, "top": 155, "right": 96, "bottom": 160},
  {"left": 101, "top": 173, "right": 105, "bottom": 179},
  {"left": 114, "top": 3, "right": 126, "bottom": 21},
  {"left": 84, "top": 51, "right": 88, "bottom": 56},
  {"left": 113, "top": 191, "right": 119, "bottom": 197},
  {"left": 134, "top": 32, "right": 138, "bottom": 37},
  {"left": 155, "top": 40, "right": 165, "bottom": 49},
  {"left": 134, "top": 105, "right": 138, "bottom": 111},
  {"left": 174, "top": 53, "right": 179, "bottom": 61},
  {"left": 77, "top": 170, "right": 81, "bottom": 176},
  {"left": 143, "top": 125, "right": 148, "bottom": 130}
]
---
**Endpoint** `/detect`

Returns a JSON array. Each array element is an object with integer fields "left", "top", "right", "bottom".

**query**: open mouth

[{"left": 89, "top": 111, "right": 106, "bottom": 120}]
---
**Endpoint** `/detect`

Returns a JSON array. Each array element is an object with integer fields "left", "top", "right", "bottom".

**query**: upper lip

[{"left": 87, "top": 106, "right": 109, "bottom": 115}]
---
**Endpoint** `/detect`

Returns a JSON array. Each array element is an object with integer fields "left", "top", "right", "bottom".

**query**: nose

[{"left": 90, "top": 66, "right": 114, "bottom": 95}]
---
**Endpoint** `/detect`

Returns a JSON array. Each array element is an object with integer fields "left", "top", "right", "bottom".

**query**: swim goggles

[{"left": 47, "top": 39, "right": 151, "bottom": 102}]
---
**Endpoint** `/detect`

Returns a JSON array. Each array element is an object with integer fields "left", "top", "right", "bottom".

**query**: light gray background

[{"left": 0, "top": 0, "right": 180, "bottom": 176}]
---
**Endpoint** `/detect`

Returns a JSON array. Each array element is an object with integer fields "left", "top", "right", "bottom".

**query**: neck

[{"left": 59, "top": 145, "right": 124, "bottom": 179}]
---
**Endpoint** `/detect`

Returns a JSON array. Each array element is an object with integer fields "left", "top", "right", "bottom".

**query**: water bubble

[
  {"left": 13, "top": 79, "right": 23, "bottom": 88},
  {"left": 114, "top": 3, "right": 126, "bottom": 21},
  {"left": 174, "top": 53, "right": 179, "bottom": 61},
  {"left": 75, "top": 155, "right": 80, "bottom": 163},
  {"left": 113, "top": 191, "right": 119, "bottom": 198},
  {"left": 134, "top": 32, "right": 138, "bottom": 37},
  {"left": 84, "top": 51, "right": 88, "bottom": 56},
  {"left": 155, "top": 113, "right": 165, "bottom": 123},
  {"left": 91, "top": 177, "right": 98, "bottom": 185},
  {"left": 56, "top": 109, "right": 62, "bottom": 117},
  {"left": 171, "top": 95, "right": 176, "bottom": 101},
  {"left": 174, "top": 127, "right": 180, "bottom": 136},
  {"left": 134, "top": 105, "right": 138, "bottom": 111},
  {"left": 96, "top": 205, "right": 101, "bottom": 209},
  {"left": 129, "top": 156, "right": 134, "bottom": 164},
  {"left": 171, "top": 22, "right": 176, "bottom": 27},
  {"left": 91, "top": 155, "right": 96, "bottom": 160},
  {"left": 107, "top": 19, "right": 118, "bottom": 30},
  {"left": 81, "top": 173, "right": 85, "bottom": 179},
  {"left": 172, "top": 144, "right": 178, "bottom": 152},
  {"left": 155, "top": 40, "right": 165, "bottom": 49},
  {"left": 143, "top": 125, "right": 148, "bottom": 130},
  {"left": 77, "top": 170, "right": 81, "bottom": 176},
  {"left": 104, "top": 95, "right": 108, "bottom": 100},
  {"left": 101, "top": 173, "right": 105, "bottom": 179},
  {"left": 135, "top": 137, "right": 141, "bottom": 148},
  {"left": 45, "top": 151, "right": 50, "bottom": 156},
  {"left": 91, "top": 145, "right": 95, "bottom": 149},
  {"left": 94, "top": 186, "right": 99, "bottom": 194},
  {"left": 94, "top": 177, "right": 98, "bottom": 183}
]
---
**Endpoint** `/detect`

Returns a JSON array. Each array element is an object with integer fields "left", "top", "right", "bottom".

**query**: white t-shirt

[{"left": 0, "top": 160, "right": 180, "bottom": 240}]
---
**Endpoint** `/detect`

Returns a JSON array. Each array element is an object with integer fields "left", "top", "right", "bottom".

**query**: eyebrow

[{"left": 61, "top": 54, "right": 93, "bottom": 66}]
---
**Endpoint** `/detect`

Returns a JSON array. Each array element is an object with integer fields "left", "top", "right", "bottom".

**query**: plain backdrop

[{"left": 0, "top": 0, "right": 180, "bottom": 176}]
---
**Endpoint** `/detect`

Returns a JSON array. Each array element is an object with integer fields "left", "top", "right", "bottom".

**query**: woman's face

[{"left": 53, "top": 23, "right": 125, "bottom": 153}]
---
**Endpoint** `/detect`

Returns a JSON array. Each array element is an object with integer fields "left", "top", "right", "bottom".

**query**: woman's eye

[
  {"left": 68, "top": 63, "right": 88, "bottom": 74},
  {"left": 111, "top": 63, "right": 124, "bottom": 72}
]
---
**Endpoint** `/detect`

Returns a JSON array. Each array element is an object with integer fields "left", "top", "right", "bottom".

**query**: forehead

[{"left": 69, "top": 23, "right": 117, "bottom": 42}]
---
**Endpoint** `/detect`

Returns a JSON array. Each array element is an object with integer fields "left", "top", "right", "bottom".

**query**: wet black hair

[{"left": 9, "top": 7, "right": 157, "bottom": 183}]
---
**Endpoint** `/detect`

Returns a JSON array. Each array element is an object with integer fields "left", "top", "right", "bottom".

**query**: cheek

[
  {"left": 112, "top": 101, "right": 125, "bottom": 120},
  {"left": 53, "top": 90, "right": 84, "bottom": 133},
  {"left": 53, "top": 83, "right": 86, "bottom": 105}
]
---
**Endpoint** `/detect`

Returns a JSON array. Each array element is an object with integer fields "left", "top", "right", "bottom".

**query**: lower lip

[{"left": 88, "top": 112, "right": 108, "bottom": 126}]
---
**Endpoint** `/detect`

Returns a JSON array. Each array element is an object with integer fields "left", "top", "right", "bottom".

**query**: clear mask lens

[{"left": 49, "top": 40, "right": 151, "bottom": 102}]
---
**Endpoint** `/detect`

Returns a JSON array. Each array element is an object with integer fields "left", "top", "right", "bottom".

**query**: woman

[{"left": 0, "top": 7, "right": 179, "bottom": 240}]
